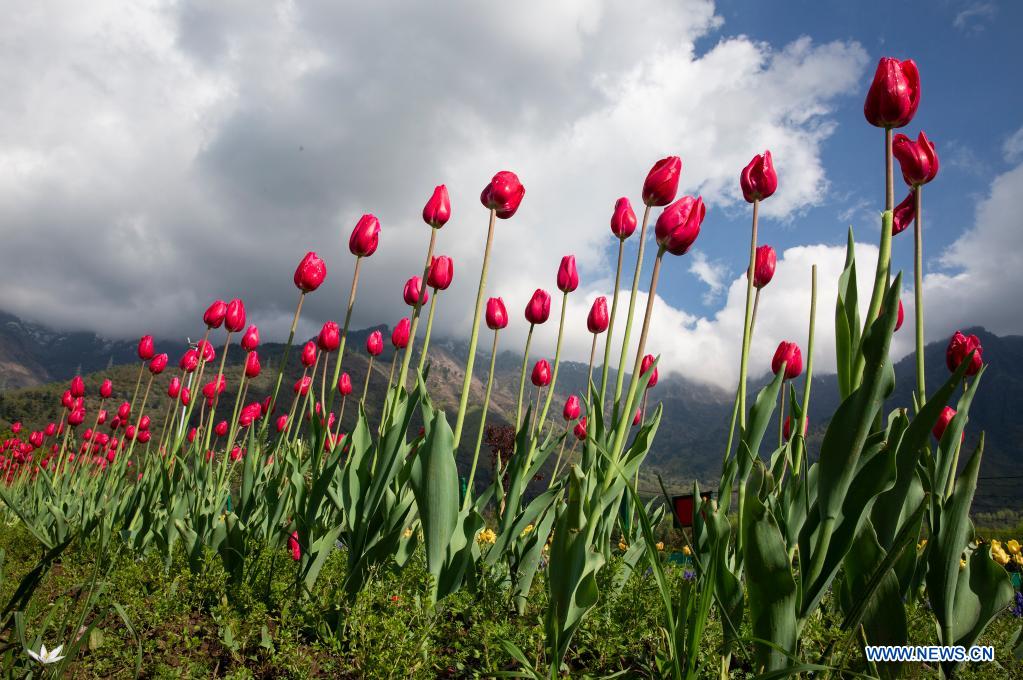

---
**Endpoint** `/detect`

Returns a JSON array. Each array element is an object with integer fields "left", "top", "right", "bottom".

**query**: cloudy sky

[{"left": 1, "top": 0, "right": 1021, "bottom": 389}]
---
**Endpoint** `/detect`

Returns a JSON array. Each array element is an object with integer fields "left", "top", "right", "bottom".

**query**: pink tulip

[
  {"left": 640, "top": 354, "right": 658, "bottom": 388},
  {"left": 740, "top": 151, "right": 778, "bottom": 203},
  {"left": 772, "top": 342, "right": 803, "bottom": 380},
  {"left": 893, "top": 131, "right": 939, "bottom": 187},
  {"left": 573, "top": 416, "right": 588, "bottom": 441},
  {"left": 149, "top": 354, "right": 169, "bottom": 374},
  {"left": 563, "top": 395, "right": 581, "bottom": 421},
  {"left": 863, "top": 57, "right": 920, "bottom": 129},
  {"left": 138, "top": 335, "right": 156, "bottom": 360},
  {"left": 203, "top": 301, "right": 228, "bottom": 329},
  {"left": 168, "top": 377, "right": 181, "bottom": 398},
  {"left": 289, "top": 531, "right": 302, "bottom": 560},
  {"left": 486, "top": 297, "right": 508, "bottom": 330},
  {"left": 587, "top": 296, "right": 609, "bottom": 334},
  {"left": 337, "top": 373, "right": 353, "bottom": 396},
  {"left": 480, "top": 171, "right": 525, "bottom": 219},
  {"left": 391, "top": 318, "right": 411, "bottom": 349},
  {"left": 642, "top": 156, "right": 682, "bottom": 207},
  {"left": 245, "top": 351, "right": 261, "bottom": 378},
  {"left": 225, "top": 299, "right": 246, "bottom": 333},
  {"left": 403, "top": 276, "right": 429, "bottom": 306},
  {"left": 294, "top": 376, "right": 312, "bottom": 396},
  {"left": 349, "top": 215, "right": 381, "bottom": 257},
  {"left": 752, "top": 245, "right": 776, "bottom": 289},
  {"left": 197, "top": 340, "right": 216, "bottom": 363},
  {"left": 241, "top": 325, "right": 260, "bottom": 351},
  {"left": 275, "top": 415, "right": 288, "bottom": 433},
  {"left": 557, "top": 255, "right": 579, "bottom": 293},
  {"left": 317, "top": 321, "right": 341, "bottom": 352},
  {"left": 610, "top": 197, "right": 637, "bottom": 240},
  {"left": 655, "top": 196, "right": 705, "bottom": 256},
  {"left": 301, "top": 341, "right": 317, "bottom": 368},
  {"left": 366, "top": 331, "right": 384, "bottom": 357},
  {"left": 70, "top": 376, "right": 85, "bottom": 398},
  {"left": 179, "top": 349, "right": 200, "bottom": 373},
  {"left": 531, "top": 359, "right": 552, "bottom": 387},
  {"left": 423, "top": 185, "right": 451, "bottom": 228},
  {"left": 427, "top": 256, "right": 454, "bottom": 291},
  {"left": 294, "top": 252, "right": 328, "bottom": 292},
  {"left": 892, "top": 190, "right": 916, "bottom": 235},
  {"left": 945, "top": 331, "right": 982, "bottom": 376},
  {"left": 932, "top": 406, "right": 958, "bottom": 441},
  {"left": 100, "top": 379, "right": 113, "bottom": 399},
  {"left": 525, "top": 289, "right": 551, "bottom": 325}
]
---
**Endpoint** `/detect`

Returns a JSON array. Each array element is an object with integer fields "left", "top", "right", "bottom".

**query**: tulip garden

[{"left": 1, "top": 57, "right": 1022, "bottom": 679}]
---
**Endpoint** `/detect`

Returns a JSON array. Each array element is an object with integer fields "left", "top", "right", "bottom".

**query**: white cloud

[
  {"left": 1003, "top": 126, "right": 1023, "bottom": 163},
  {"left": 953, "top": 2, "right": 997, "bottom": 33},
  {"left": 688, "top": 251, "right": 729, "bottom": 303}
]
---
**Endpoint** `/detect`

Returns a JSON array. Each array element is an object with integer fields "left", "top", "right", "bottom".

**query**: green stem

[
  {"left": 534, "top": 291, "right": 569, "bottom": 437},
  {"left": 613, "top": 205, "right": 652, "bottom": 413},
  {"left": 792, "top": 266, "right": 817, "bottom": 476},
  {"left": 722, "top": 285, "right": 761, "bottom": 474},
  {"left": 128, "top": 362, "right": 145, "bottom": 416},
  {"left": 379, "top": 351, "right": 398, "bottom": 435},
  {"left": 466, "top": 329, "right": 500, "bottom": 508},
  {"left": 417, "top": 288, "right": 440, "bottom": 375},
  {"left": 914, "top": 186, "right": 926, "bottom": 409},
  {"left": 514, "top": 325, "right": 535, "bottom": 429},
  {"left": 361, "top": 355, "right": 375, "bottom": 405},
  {"left": 738, "top": 199, "right": 760, "bottom": 429},
  {"left": 398, "top": 228, "right": 438, "bottom": 392},
  {"left": 202, "top": 331, "right": 233, "bottom": 453},
  {"left": 599, "top": 239, "right": 626, "bottom": 413},
  {"left": 289, "top": 353, "right": 321, "bottom": 448},
  {"left": 326, "top": 258, "right": 363, "bottom": 419},
  {"left": 586, "top": 333, "right": 597, "bottom": 405},
  {"left": 261, "top": 292, "right": 305, "bottom": 437}
]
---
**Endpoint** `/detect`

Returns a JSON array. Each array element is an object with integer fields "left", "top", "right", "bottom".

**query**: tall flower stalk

[{"left": 599, "top": 198, "right": 636, "bottom": 413}]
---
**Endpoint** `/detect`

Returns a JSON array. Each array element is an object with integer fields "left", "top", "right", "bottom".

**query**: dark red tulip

[
  {"left": 945, "top": 331, "right": 982, "bottom": 376},
  {"left": 427, "top": 256, "right": 454, "bottom": 291},
  {"left": 337, "top": 372, "right": 353, "bottom": 396},
  {"left": 893, "top": 131, "right": 939, "bottom": 186},
  {"left": 97, "top": 410, "right": 107, "bottom": 425},
  {"left": 486, "top": 297, "right": 508, "bottom": 330},
  {"left": 204, "top": 301, "right": 228, "bottom": 329},
  {"left": 480, "top": 171, "right": 525, "bottom": 219},
  {"left": 187, "top": 427, "right": 197, "bottom": 443},
  {"left": 275, "top": 415, "right": 288, "bottom": 433},
  {"left": 138, "top": 430, "right": 151, "bottom": 444},
  {"left": 225, "top": 299, "right": 246, "bottom": 333},
  {"left": 563, "top": 395, "right": 581, "bottom": 421},
  {"left": 391, "top": 318, "right": 411, "bottom": 349},
  {"left": 640, "top": 354, "right": 658, "bottom": 388},
  {"left": 11, "top": 422, "right": 21, "bottom": 435},
  {"left": 642, "top": 156, "right": 682, "bottom": 207},
  {"left": 531, "top": 359, "right": 551, "bottom": 387},
  {"left": 289, "top": 531, "right": 302, "bottom": 561},
  {"left": 740, "top": 151, "right": 778, "bottom": 203},
  {"left": 61, "top": 390, "right": 74, "bottom": 409},
  {"left": 214, "top": 421, "right": 228, "bottom": 437},
  {"left": 610, "top": 197, "right": 637, "bottom": 240},
  {"left": 261, "top": 396, "right": 273, "bottom": 417},
  {"left": 423, "top": 185, "right": 451, "bottom": 228},
  {"left": 70, "top": 376, "right": 85, "bottom": 398},
  {"left": 317, "top": 321, "right": 341, "bottom": 352},
  {"left": 772, "top": 341, "right": 803, "bottom": 380},
  {"left": 149, "top": 354, "right": 169, "bottom": 374},
  {"left": 863, "top": 57, "right": 920, "bottom": 129},
  {"left": 100, "top": 379, "right": 113, "bottom": 399},
  {"left": 896, "top": 300, "right": 905, "bottom": 332},
  {"left": 294, "top": 376, "right": 312, "bottom": 396},
  {"left": 300, "top": 341, "right": 317, "bottom": 367},
  {"left": 403, "top": 276, "right": 429, "bottom": 306},
  {"left": 752, "top": 245, "right": 777, "bottom": 289},
  {"left": 557, "top": 255, "right": 579, "bottom": 293},
  {"left": 44, "top": 422, "right": 56, "bottom": 437},
  {"left": 294, "top": 252, "right": 327, "bottom": 292},
  {"left": 138, "top": 335, "right": 156, "bottom": 360},
  {"left": 633, "top": 409, "right": 642, "bottom": 426},
  {"left": 202, "top": 375, "right": 226, "bottom": 400},
  {"left": 125, "top": 425, "right": 137, "bottom": 441},
  {"left": 239, "top": 402, "right": 262, "bottom": 428},
  {"left": 349, "top": 215, "right": 381, "bottom": 257},
  {"left": 525, "top": 289, "right": 552, "bottom": 325},
  {"left": 655, "top": 196, "right": 705, "bottom": 256},
  {"left": 573, "top": 416, "right": 588, "bottom": 441},
  {"left": 587, "top": 296, "right": 609, "bottom": 334},
  {"left": 168, "top": 376, "right": 181, "bottom": 398},
  {"left": 783, "top": 415, "right": 808, "bottom": 441},
  {"left": 179, "top": 349, "right": 200, "bottom": 373},
  {"left": 241, "top": 325, "right": 260, "bottom": 351},
  {"left": 197, "top": 340, "right": 216, "bottom": 363},
  {"left": 892, "top": 190, "right": 916, "bottom": 235},
  {"left": 69, "top": 409, "right": 86, "bottom": 427},
  {"left": 932, "top": 406, "right": 958, "bottom": 442},
  {"left": 29, "top": 431, "right": 43, "bottom": 448},
  {"left": 245, "top": 351, "right": 261, "bottom": 378},
  {"left": 366, "top": 330, "right": 383, "bottom": 357}
]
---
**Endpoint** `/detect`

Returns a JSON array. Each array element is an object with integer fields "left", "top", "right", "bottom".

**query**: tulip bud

[
  {"left": 11, "top": 422, "right": 21, "bottom": 435},
  {"left": 214, "top": 420, "right": 228, "bottom": 437},
  {"left": 366, "top": 330, "right": 383, "bottom": 357},
  {"left": 230, "top": 447, "right": 244, "bottom": 462},
  {"left": 783, "top": 415, "right": 809, "bottom": 441},
  {"left": 29, "top": 431, "right": 43, "bottom": 448},
  {"left": 44, "top": 422, "right": 56, "bottom": 437},
  {"left": 349, "top": 214, "right": 381, "bottom": 257},
  {"left": 587, "top": 296, "right": 609, "bottom": 334},
  {"left": 740, "top": 151, "right": 778, "bottom": 203},
  {"left": 294, "top": 251, "right": 327, "bottom": 292},
  {"left": 289, "top": 531, "right": 302, "bottom": 561},
  {"left": 563, "top": 395, "right": 581, "bottom": 421},
  {"left": 179, "top": 349, "right": 200, "bottom": 373},
  {"left": 642, "top": 156, "right": 682, "bottom": 207},
  {"left": 391, "top": 318, "right": 411, "bottom": 349},
  {"left": 203, "top": 300, "right": 228, "bottom": 329},
  {"left": 110, "top": 417, "right": 121, "bottom": 431},
  {"left": 245, "top": 351, "right": 261, "bottom": 378},
  {"left": 525, "top": 289, "right": 551, "bottom": 325},
  {"left": 97, "top": 410, "right": 107, "bottom": 425},
  {"left": 168, "top": 376, "right": 181, "bottom": 398},
  {"left": 138, "top": 430, "right": 151, "bottom": 444},
  {"left": 187, "top": 427, "right": 197, "bottom": 443},
  {"left": 863, "top": 57, "right": 920, "bottom": 129},
  {"left": 892, "top": 190, "right": 916, "bottom": 235},
  {"left": 117, "top": 402, "right": 131, "bottom": 420},
  {"left": 275, "top": 414, "right": 288, "bottom": 433},
  {"left": 752, "top": 245, "right": 776, "bottom": 289},
  {"left": 100, "top": 379, "right": 113, "bottom": 399},
  {"left": 557, "top": 255, "right": 579, "bottom": 293},
  {"left": 69, "top": 409, "right": 86, "bottom": 427},
  {"left": 70, "top": 376, "right": 85, "bottom": 398},
  {"left": 225, "top": 298, "right": 246, "bottom": 333},
  {"left": 61, "top": 390, "right": 73, "bottom": 409},
  {"left": 893, "top": 131, "right": 939, "bottom": 187},
  {"left": 294, "top": 376, "right": 312, "bottom": 396},
  {"left": 610, "top": 197, "right": 637, "bottom": 240},
  {"left": 301, "top": 341, "right": 317, "bottom": 367},
  {"left": 241, "top": 325, "right": 260, "bottom": 351},
  {"left": 485, "top": 297, "right": 508, "bottom": 330},
  {"left": 125, "top": 425, "right": 136, "bottom": 441},
  {"left": 530, "top": 359, "right": 551, "bottom": 387},
  {"left": 149, "top": 353, "right": 168, "bottom": 374},
  {"left": 480, "top": 171, "right": 525, "bottom": 219},
  {"left": 422, "top": 185, "right": 451, "bottom": 228},
  {"left": 633, "top": 409, "right": 642, "bottom": 426},
  {"left": 137, "top": 334, "right": 156, "bottom": 361},
  {"left": 139, "top": 415, "right": 151, "bottom": 431},
  {"left": 197, "top": 340, "right": 216, "bottom": 363},
  {"left": 337, "top": 372, "right": 353, "bottom": 396},
  {"left": 896, "top": 300, "right": 905, "bottom": 332},
  {"left": 771, "top": 341, "right": 803, "bottom": 380},
  {"left": 573, "top": 416, "right": 588, "bottom": 441},
  {"left": 640, "top": 354, "right": 658, "bottom": 388},
  {"left": 655, "top": 196, "right": 705, "bottom": 256},
  {"left": 261, "top": 396, "right": 273, "bottom": 416},
  {"left": 403, "top": 276, "right": 429, "bottom": 307},
  {"left": 317, "top": 321, "right": 341, "bottom": 352},
  {"left": 427, "top": 256, "right": 454, "bottom": 291},
  {"left": 945, "top": 331, "right": 983, "bottom": 376},
  {"left": 932, "top": 406, "right": 958, "bottom": 442}
]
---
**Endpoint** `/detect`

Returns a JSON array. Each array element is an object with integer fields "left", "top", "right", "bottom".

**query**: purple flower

[
  {"left": 683, "top": 569, "right": 696, "bottom": 582},
  {"left": 1012, "top": 592, "right": 1023, "bottom": 618}
]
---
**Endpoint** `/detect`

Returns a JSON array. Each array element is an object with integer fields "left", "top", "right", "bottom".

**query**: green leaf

[{"left": 835, "top": 227, "right": 860, "bottom": 401}]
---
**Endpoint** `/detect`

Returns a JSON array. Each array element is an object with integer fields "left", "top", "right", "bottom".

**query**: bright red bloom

[
  {"left": 772, "top": 341, "right": 803, "bottom": 380},
  {"left": 563, "top": 395, "right": 581, "bottom": 421},
  {"left": 100, "top": 379, "right": 113, "bottom": 399},
  {"left": 366, "top": 330, "right": 383, "bottom": 356},
  {"left": 892, "top": 190, "right": 916, "bottom": 235},
  {"left": 655, "top": 196, "right": 705, "bottom": 256},
  {"left": 783, "top": 415, "right": 808, "bottom": 441},
  {"left": 294, "top": 252, "right": 327, "bottom": 292},
  {"left": 531, "top": 359, "right": 551, "bottom": 387},
  {"left": 610, "top": 197, "right": 637, "bottom": 240},
  {"left": 557, "top": 255, "right": 579, "bottom": 293},
  {"left": 587, "top": 296, "right": 609, "bottom": 334},
  {"left": 893, "top": 131, "right": 939, "bottom": 186},
  {"left": 337, "top": 372, "right": 353, "bottom": 396},
  {"left": 633, "top": 409, "right": 642, "bottom": 426},
  {"left": 241, "top": 325, "right": 260, "bottom": 351},
  {"left": 179, "top": 349, "right": 200, "bottom": 373},
  {"left": 68, "top": 409, "right": 86, "bottom": 427},
  {"left": 863, "top": 57, "right": 920, "bottom": 129},
  {"left": 642, "top": 156, "right": 682, "bottom": 207},
  {"left": 239, "top": 402, "right": 262, "bottom": 428},
  {"left": 403, "top": 276, "right": 429, "bottom": 307},
  {"left": 215, "top": 421, "right": 228, "bottom": 437},
  {"left": 180, "top": 388, "right": 190, "bottom": 406},
  {"left": 289, "top": 531, "right": 302, "bottom": 561},
  {"left": 932, "top": 406, "right": 958, "bottom": 441},
  {"left": 317, "top": 321, "right": 341, "bottom": 352},
  {"left": 70, "top": 376, "right": 85, "bottom": 398},
  {"left": 752, "top": 245, "right": 776, "bottom": 288},
  {"left": 423, "top": 185, "right": 451, "bottom": 228},
  {"left": 301, "top": 341, "right": 317, "bottom": 367},
  {"left": 349, "top": 215, "right": 381, "bottom": 257},
  {"left": 44, "top": 422, "right": 56, "bottom": 437},
  {"left": 197, "top": 340, "right": 216, "bottom": 363},
  {"left": 486, "top": 297, "right": 508, "bottom": 330},
  {"left": 168, "top": 376, "right": 181, "bottom": 398},
  {"left": 896, "top": 300, "right": 905, "bottom": 332},
  {"left": 480, "top": 171, "right": 525, "bottom": 219},
  {"left": 245, "top": 351, "right": 261, "bottom": 378},
  {"left": 149, "top": 354, "right": 169, "bottom": 374},
  {"left": 525, "top": 289, "right": 551, "bottom": 325},
  {"left": 294, "top": 376, "right": 312, "bottom": 396},
  {"left": 740, "top": 151, "right": 778, "bottom": 203},
  {"left": 391, "top": 318, "right": 411, "bottom": 349},
  {"left": 427, "top": 256, "right": 454, "bottom": 291},
  {"left": 573, "top": 416, "right": 588, "bottom": 441},
  {"left": 225, "top": 299, "right": 246, "bottom": 333},
  {"left": 945, "top": 331, "right": 983, "bottom": 376},
  {"left": 138, "top": 335, "right": 156, "bottom": 360},
  {"left": 275, "top": 415, "right": 288, "bottom": 433},
  {"left": 203, "top": 301, "right": 228, "bottom": 329},
  {"left": 640, "top": 354, "right": 658, "bottom": 388}
]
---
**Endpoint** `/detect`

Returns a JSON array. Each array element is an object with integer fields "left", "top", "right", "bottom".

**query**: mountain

[{"left": 0, "top": 312, "right": 1019, "bottom": 509}]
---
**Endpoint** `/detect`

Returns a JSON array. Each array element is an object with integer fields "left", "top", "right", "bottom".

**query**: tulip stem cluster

[
  {"left": 262, "top": 292, "right": 306, "bottom": 437},
  {"left": 612, "top": 205, "right": 652, "bottom": 414},
  {"left": 398, "top": 228, "right": 438, "bottom": 394},
  {"left": 466, "top": 329, "right": 500, "bottom": 505},
  {"left": 598, "top": 239, "right": 626, "bottom": 412}
]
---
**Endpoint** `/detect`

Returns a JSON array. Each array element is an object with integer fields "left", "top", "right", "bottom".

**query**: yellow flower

[
  {"left": 476, "top": 528, "right": 497, "bottom": 545},
  {"left": 655, "top": 542, "right": 665, "bottom": 552},
  {"left": 1014, "top": 553, "right": 1023, "bottom": 566},
  {"left": 991, "top": 539, "right": 1002, "bottom": 550},
  {"left": 917, "top": 539, "right": 928, "bottom": 550},
  {"left": 960, "top": 558, "right": 967, "bottom": 570},
  {"left": 403, "top": 527, "right": 413, "bottom": 539},
  {"left": 992, "top": 549, "right": 1010, "bottom": 566},
  {"left": 682, "top": 545, "right": 692, "bottom": 556},
  {"left": 521, "top": 524, "right": 535, "bottom": 538},
  {"left": 1007, "top": 539, "right": 1021, "bottom": 555},
  {"left": 618, "top": 540, "right": 628, "bottom": 551}
]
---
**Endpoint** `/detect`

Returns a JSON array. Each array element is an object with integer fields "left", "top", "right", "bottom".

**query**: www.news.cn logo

[{"left": 864, "top": 645, "right": 995, "bottom": 663}]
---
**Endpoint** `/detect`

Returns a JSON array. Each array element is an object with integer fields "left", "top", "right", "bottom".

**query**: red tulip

[
  {"left": 422, "top": 185, "right": 451, "bottom": 228},
  {"left": 486, "top": 297, "right": 508, "bottom": 330},
  {"left": 740, "top": 151, "right": 778, "bottom": 203},
  {"left": 275, "top": 415, "right": 288, "bottom": 433},
  {"left": 783, "top": 415, "right": 808, "bottom": 441},
  {"left": 239, "top": 405, "right": 260, "bottom": 429},
  {"left": 893, "top": 131, "right": 939, "bottom": 187},
  {"left": 225, "top": 299, "right": 246, "bottom": 333},
  {"left": 525, "top": 289, "right": 551, "bottom": 325},
  {"left": 317, "top": 321, "right": 341, "bottom": 352},
  {"left": 204, "top": 301, "right": 228, "bottom": 329},
  {"left": 349, "top": 214, "right": 381, "bottom": 257},
  {"left": 44, "top": 422, "right": 56, "bottom": 437},
  {"left": 202, "top": 377, "right": 226, "bottom": 401},
  {"left": 932, "top": 406, "right": 959, "bottom": 442},
  {"left": 187, "top": 427, "right": 197, "bottom": 443},
  {"left": 610, "top": 197, "right": 637, "bottom": 240},
  {"left": 563, "top": 395, "right": 581, "bottom": 421},
  {"left": 241, "top": 325, "right": 260, "bottom": 351},
  {"left": 531, "top": 359, "right": 551, "bottom": 387},
  {"left": 772, "top": 341, "right": 803, "bottom": 380},
  {"left": 633, "top": 409, "right": 642, "bottom": 426},
  {"left": 892, "top": 190, "right": 916, "bottom": 235},
  {"left": 366, "top": 330, "right": 384, "bottom": 356},
  {"left": 11, "top": 422, "right": 21, "bottom": 435},
  {"left": 139, "top": 414, "right": 151, "bottom": 430},
  {"left": 294, "top": 251, "right": 328, "bottom": 292},
  {"left": 945, "top": 331, "right": 982, "bottom": 376},
  {"left": 895, "top": 300, "right": 905, "bottom": 332},
  {"left": 573, "top": 416, "right": 588, "bottom": 441},
  {"left": 557, "top": 255, "right": 579, "bottom": 293},
  {"left": 245, "top": 351, "right": 261, "bottom": 378},
  {"left": 752, "top": 245, "right": 776, "bottom": 289},
  {"left": 179, "top": 349, "right": 200, "bottom": 373},
  {"left": 100, "top": 379, "right": 113, "bottom": 399},
  {"left": 640, "top": 354, "right": 658, "bottom": 388},
  {"left": 261, "top": 396, "right": 273, "bottom": 416},
  {"left": 138, "top": 430, "right": 151, "bottom": 444},
  {"left": 391, "top": 318, "right": 412, "bottom": 349},
  {"left": 337, "top": 372, "right": 353, "bottom": 396},
  {"left": 197, "top": 340, "right": 216, "bottom": 363},
  {"left": 29, "top": 431, "right": 43, "bottom": 448},
  {"left": 655, "top": 196, "right": 705, "bottom": 256},
  {"left": 294, "top": 376, "right": 312, "bottom": 396},
  {"left": 480, "top": 171, "right": 526, "bottom": 219},
  {"left": 68, "top": 375, "right": 85, "bottom": 398},
  {"left": 230, "top": 446, "right": 244, "bottom": 462},
  {"left": 587, "top": 296, "right": 609, "bottom": 334},
  {"left": 168, "top": 376, "right": 181, "bottom": 398},
  {"left": 138, "top": 335, "right": 156, "bottom": 360},
  {"left": 298, "top": 341, "right": 316, "bottom": 367},
  {"left": 863, "top": 57, "right": 920, "bottom": 129},
  {"left": 97, "top": 410, "right": 107, "bottom": 425},
  {"left": 427, "top": 256, "right": 454, "bottom": 291},
  {"left": 214, "top": 421, "right": 228, "bottom": 437},
  {"left": 68, "top": 409, "right": 86, "bottom": 427},
  {"left": 642, "top": 156, "right": 682, "bottom": 207},
  {"left": 289, "top": 531, "right": 302, "bottom": 561},
  {"left": 403, "top": 276, "right": 429, "bottom": 306},
  {"left": 61, "top": 390, "right": 74, "bottom": 409},
  {"left": 149, "top": 354, "right": 169, "bottom": 374}
]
